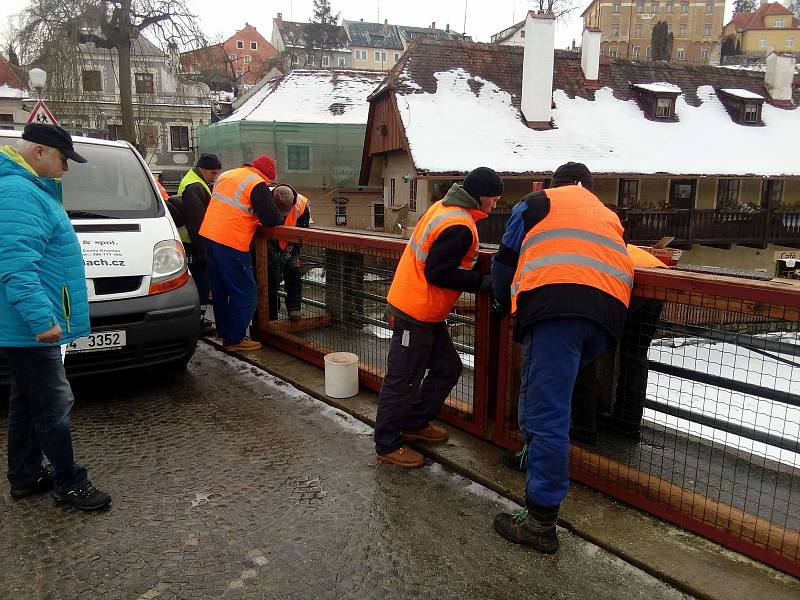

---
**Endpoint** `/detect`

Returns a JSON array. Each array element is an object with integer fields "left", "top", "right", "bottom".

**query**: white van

[{"left": 0, "top": 130, "right": 200, "bottom": 380}]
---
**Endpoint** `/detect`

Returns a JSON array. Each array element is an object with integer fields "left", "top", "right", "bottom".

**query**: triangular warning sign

[{"left": 26, "top": 99, "right": 59, "bottom": 125}]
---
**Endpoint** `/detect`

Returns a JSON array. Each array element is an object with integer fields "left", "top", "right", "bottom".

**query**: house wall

[
  {"left": 0, "top": 98, "right": 28, "bottom": 124},
  {"left": 294, "top": 187, "right": 383, "bottom": 231},
  {"left": 783, "top": 180, "right": 800, "bottom": 207},
  {"left": 593, "top": 178, "right": 619, "bottom": 205},
  {"left": 741, "top": 178, "right": 762, "bottom": 207},
  {"left": 497, "top": 28, "right": 526, "bottom": 47},
  {"left": 382, "top": 151, "right": 416, "bottom": 229},
  {"left": 741, "top": 29, "right": 799, "bottom": 54},
  {"left": 350, "top": 46, "right": 402, "bottom": 71},
  {"left": 697, "top": 177, "right": 716, "bottom": 209},
  {"left": 222, "top": 25, "right": 278, "bottom": 85}
]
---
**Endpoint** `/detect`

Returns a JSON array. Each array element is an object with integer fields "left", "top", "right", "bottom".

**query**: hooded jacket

[{"left": 0, "top": 146, "right": 90, "bottom": 347}]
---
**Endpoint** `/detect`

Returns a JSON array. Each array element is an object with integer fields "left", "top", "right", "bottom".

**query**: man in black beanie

[
  {"left": 490, "top": 161, "right": 633, "bottom": 553},
  {"left": 177, "top": 153, "right": 223, "bottom": 332},
  {"left": 374, "top": 167, "right": 502, "bottom": 467}
]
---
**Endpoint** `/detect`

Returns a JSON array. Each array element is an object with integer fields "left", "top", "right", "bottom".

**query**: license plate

[{"left": 66, "top": 330, "right": 127, "bottom": 354}]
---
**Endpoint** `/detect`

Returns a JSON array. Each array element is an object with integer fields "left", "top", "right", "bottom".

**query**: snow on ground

[
  {"left": 399, "top": 68, "right": 800, "bottom": 176},
  {"left": 647, "top": 337, "right": 800, "bottom": 467},
  {"left": 0, "top": 85, "right": 26, "bottom": 98}
]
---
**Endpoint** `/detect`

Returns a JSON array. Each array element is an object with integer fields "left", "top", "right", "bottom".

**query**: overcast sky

[{"left": 1, "top": 0, "right": 737, "bottom": 54}]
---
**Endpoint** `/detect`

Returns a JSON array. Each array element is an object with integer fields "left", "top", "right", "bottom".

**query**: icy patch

[{"left": 425, "top": 463, "right": 521, "bottom": 511}]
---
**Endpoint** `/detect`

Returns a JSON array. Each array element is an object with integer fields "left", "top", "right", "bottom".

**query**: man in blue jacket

[{"left": 0, "top": 124, "right": 110, "bottom": 510}]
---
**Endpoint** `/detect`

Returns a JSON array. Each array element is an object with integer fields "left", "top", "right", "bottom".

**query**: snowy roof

[
  {"left": 274, "top": 20, "right": 350, "bottom": 52},
  {"left": 0, "top": 84, "right": 26, "bottom": 98},
  {"left": 632, "top": 82, "right": 682, "bottom": 94},
  {"left": 720, "top": 88, "right": 765, "bottom": 100},
  {"left": 221, "top": 69, "right": 385, "bottom": 125},
  {"left": 366, "top": 40, "right": 800, "bottom": 178}
]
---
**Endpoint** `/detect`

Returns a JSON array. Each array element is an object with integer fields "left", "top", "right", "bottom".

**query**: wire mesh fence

[
  {"left": 251, "top": 226, "right": 800, "bottom": 575},
  {"left": 253, "top": 227, "right": 491, "bottom": 435},
  {"left": 495, "top": 269, "right": 800, "bottom": 574}
]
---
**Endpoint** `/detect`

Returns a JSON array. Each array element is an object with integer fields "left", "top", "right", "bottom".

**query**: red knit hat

[{"left": 250, "top": 155, "right": 276, "bottom": 181}]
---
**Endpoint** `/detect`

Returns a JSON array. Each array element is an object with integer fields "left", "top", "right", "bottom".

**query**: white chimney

[
  {"left": 521, "top": 11, "right": 556, "bottom": 128},
  {"left": 765, "top": 52, "right": 797, "bottom": 103},
  {"left": 581, "top": 28, "right": 602, "bottom": 81}
]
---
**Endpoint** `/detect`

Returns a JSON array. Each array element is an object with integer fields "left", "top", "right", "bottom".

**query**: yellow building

[
  {"left": 582, "top": 0, "right": 726, "bottom": 64},
  {"left": 722, "top": 2, "right": 799, "bottom": 55}
]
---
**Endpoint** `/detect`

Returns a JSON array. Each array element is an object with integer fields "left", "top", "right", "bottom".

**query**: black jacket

[{"left": 181, "top": 179, "right": 212, "bottom": 264}]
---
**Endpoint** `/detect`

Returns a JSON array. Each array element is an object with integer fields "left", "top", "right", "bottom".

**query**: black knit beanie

[
  {"left": 463, "top": 167, "right": 504, "bottom": 200},
  {"left": 552, "top": 162, "right": 593, "bottom": 190},
  {"left": 197, "top": 153, "right": 222, "bottom": 170}
]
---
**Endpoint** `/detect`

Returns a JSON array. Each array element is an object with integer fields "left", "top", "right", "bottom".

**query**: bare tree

[
  {"left": 14, "top": 0, "right": 205, "bottom": 144},
  {"left": 529, "top": 0, "right": 580, "bottom": 21}
]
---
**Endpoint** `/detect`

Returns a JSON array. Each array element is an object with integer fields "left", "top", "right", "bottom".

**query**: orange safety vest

[
  {"left": 278, "top": 193, "right": 309, "bottom": 250},
  {"left": 156, "top": 180, "right": 170, "bottom": 201},
  {"left": 511, "top": 185, "right": 634, "bottom": 314},
  {"left": 627, "top": 244, "right": 668, "bottom": 269},
  {"left": 387, "top": 201, "right": 486, "bottom": 322},
  {"left": 199, "top": 166, "right": 270, "bottom": 252}
]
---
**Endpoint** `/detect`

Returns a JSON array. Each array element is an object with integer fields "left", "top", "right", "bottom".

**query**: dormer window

[
  {"left": 632, "top": 82, "right": 681, "bottom": 120},
  {"left": 656, "top": 97, "right": 674, "bottom": 117},
  {"left": 718, "top": 89, "right": 765, "bottom": 125}
]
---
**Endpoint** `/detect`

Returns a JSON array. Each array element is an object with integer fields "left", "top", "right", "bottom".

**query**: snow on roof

[
  {"left": 222, "top": 69, "right": 385, "bottom": 125},
  {"left": 633, "top": 82, "right": 683, "bottom": 94},
  {"left": 398, "top": 68, "right": 800, "bottom": 177},
  {"left": 0, "top": 84, "right": 25, "bottom": 98},
  {"left": 721, "top": 88, "right": 765, "bottom": 100}
]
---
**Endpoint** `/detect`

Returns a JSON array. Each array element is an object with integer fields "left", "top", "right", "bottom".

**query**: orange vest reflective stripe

[
  {"left": 156, "top": 180, "right": 169, "bottom": 201},
  {"left": 278, "top": 194, "right": 309, "bottom": 250},
  {"left": 387, "top": 201, "right": 485, "bottom": 322},
  {"left": 627, "top": 244, "right": 668, "bottom": 269},
  {"left": 199, "top": 166, "right": 269, "bottom": 252},
  {"left": 511, "top": 186, "right": 634, "bottom": 314}
]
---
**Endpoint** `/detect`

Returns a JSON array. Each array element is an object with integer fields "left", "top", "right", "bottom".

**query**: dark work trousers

[
  {"left": 519, "top": 318, "right": 612, "bottom": 508},
  {"left": 267, "top": 245, "right": 302, "bottom": 320},
  {"left": 613, "top": 298, "right": 664, "bottom": 431},
  {"left": 374, "top": 316, "right": 463, "bottom": 455},
  {"left": 205, "top": 238, "right": 257, "bottom": 345}
]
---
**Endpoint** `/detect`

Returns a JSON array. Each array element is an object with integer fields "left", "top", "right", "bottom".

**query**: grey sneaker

[{"left": 54, "top": 480, "right": 111, "bottom": 511}]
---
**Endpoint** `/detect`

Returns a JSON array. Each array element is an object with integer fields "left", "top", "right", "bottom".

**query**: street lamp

[{"left": 28, "top": 68, "right": 47, "bottom": 100}]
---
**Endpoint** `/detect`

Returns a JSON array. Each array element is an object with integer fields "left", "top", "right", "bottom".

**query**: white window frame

[
  {"left": 775, "top": 19, "right": 785, "bottom": 28},
  {"left": 244, "top": 55, "right": 252, "bottom": 64},
  {"left": 612, "top": 24, "right": 620, "bottom": 37},
  {"left": 335, "top": 203, "right": 347, "bottom": 226},
  {"left": 633, "top": 46, "right": 641, "bottom": 59},
  {"left": 286, "top": 142, "right": 312, "bottom": 172},
  {"left": 646, "top": 46, "right": 653, "bottom": 58},
  {"left": 635, "top": 24, "right": 643, "bottom": 36},
  {"left": 393, "top": 52, "right": 400, "bottom": 62},
  {"left": 705, "top": 1, "right": 713, "bottom": 13},
  {"left": 372, "top": 202, "right": 385, "bottom": 229},
  {"left": 704, "top": 24, "right": 711, "bottom": 37},
  {"left": 787, "top": 37, "right": 795, "bottom": 49},
  {"left": 250, "top": 41, "right": 258, "bottom": 50},
  {"left": 701, "top": 47, "right": 710, "bottom": 60},
  {"left": 322, "top": 55, "right": 330, "bottom": 67},
  {"left": 760, "top": 37, "right": 768, "bottom": 48},
  {"left": 676, "top": 46, "right": 686, "bottom": 60},
  {"left": 744, "top": 103, "right": 759, "bottom": 123},
  {"left": 168, "top": 123, "right": 191, "bottom": 152},
  {"left": 374, "top": 50, "right": 381, "bottom": 61},
  {"left": 656, "top": 97, "right": 674, "bottom": 117},
  {"left": 679, "top": 24, "right": 688, "bottom": 37},
  {"left": 338, "top": 57, "right": 347, "bottom": 67},
  {"left": 681, "top": 2, "right": 688, "bottom": 13},
  {"left": 236, "top": 40, "right": 244, "bottom": 49},
  {"left": 613, "top": 2, "right": 620, "bottom": 13}
]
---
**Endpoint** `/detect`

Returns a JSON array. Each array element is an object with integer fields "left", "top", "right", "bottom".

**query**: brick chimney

[
  {"left": 431, "top": 22, "right": 436, "bottom": 31},
  {"left": 276, "top": 13, "right": 282, "bottom": 26},
  {"left": 446, "top": 24, "right": 450, "bottom": 33},
  {"left": 765, "top": 51, "right": 797, "bottom": 105},
  {"left": 521, "top": 11, "right": 556, "bottom": 129},
  {"left": 581, "top": 28, "right": 602, "bottom": 82}
]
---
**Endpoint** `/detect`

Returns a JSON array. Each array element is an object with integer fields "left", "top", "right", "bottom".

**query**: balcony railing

[
  {"left": 477, "top": 208, "right": 800, "bottom": 247},
  {"left": 252, "top": 225, "right": 800, "bottom": 577}
]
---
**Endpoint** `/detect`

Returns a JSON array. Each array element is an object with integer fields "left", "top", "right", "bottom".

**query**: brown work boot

[
  {"left": 376, "top": 445, "right": 425, "bottom": 468},
  {"left": 401, "top": 424, "right": 449, "bottom": 443},
  {"left": 222, "top": 338, "right": 262, "bottom": 351},
  {"left": 494, "top": 504, "right": 560, "bottom": 554}
]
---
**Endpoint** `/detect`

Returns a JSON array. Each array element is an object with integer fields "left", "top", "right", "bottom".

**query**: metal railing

[{"left": 252, "top": 225, "right": 800, "bottom": 577}]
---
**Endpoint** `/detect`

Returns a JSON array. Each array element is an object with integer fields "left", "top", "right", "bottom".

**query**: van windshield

[
  {"left": 61, "top": 142, "right": 162, "bottom": 219},
  {"left": 3, "top": 136, "right": 161, "bottom": 219}
]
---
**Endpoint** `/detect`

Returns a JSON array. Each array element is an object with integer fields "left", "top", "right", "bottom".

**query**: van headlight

[{"left": 149, "top": 240, "right": 189, "bottom": 295}]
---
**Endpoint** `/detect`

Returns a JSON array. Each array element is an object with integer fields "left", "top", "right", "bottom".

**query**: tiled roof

[
  {"left": 396, "top": 24, "right": 468, "bottom": 43},
  {"left": 343, "top": 21, "right": 404, "bottom": 50},
  {"left": 727, "top": 2, "right": 798, "bottom": 31},
  {"left": 275, "top": 20, "right": 351, "bottom": 51},
  {"left": 0, "top": 54, "right": 26, "bottom": 91},
  {"left": 367, "top": 39, "right": 800, "bottom": 176}
]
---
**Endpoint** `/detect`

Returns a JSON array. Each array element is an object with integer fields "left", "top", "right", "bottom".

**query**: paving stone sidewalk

[{"left": 0, "top": 343, "right": 691, "bottom": 599}]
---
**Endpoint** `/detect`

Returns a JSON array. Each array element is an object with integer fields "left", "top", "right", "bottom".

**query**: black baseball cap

[{"left": 22, "top": 123, "right": 87, "bottom": 163}]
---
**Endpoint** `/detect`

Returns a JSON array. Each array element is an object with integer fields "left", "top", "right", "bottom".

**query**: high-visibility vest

[
  {"left": 177, "top": 169, "right": 212, "bottom": 243},
  {"left": 387, "top": 200, "right": 485, "bottom": 323},
  {"left": 278, "top": 193, "right": 309, "bottom": 250},
  {"left": 511, "top": 185, "right": 634, "bottom": 314},
  {"left": 627, "top": 244, "right": 668, "bottom": 269},
  {"left": 199, "top": 166, "right": 270, "bottom": 252},
  {"left": 178, "top": 168, "right": 211, "bottom": 196}
]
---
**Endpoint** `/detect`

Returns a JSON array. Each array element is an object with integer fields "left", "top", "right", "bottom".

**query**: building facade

[
  {"left": 180, "top": 23, "right": 279, "bottom": 89},
  {"left": 582, "top": 0, "right": 725, "bottom": 64},
  {"left": 723, "top": 2, "right": 799, "bottom": 57},
  {"left": 42, "top": 36, "right": 212, "bottom": 189},
  {"left": 0, "top": 55, "right": 28, "bottom": 126},
  {"left": 271, "top": 14, "right": 352, "bottom": 71}
]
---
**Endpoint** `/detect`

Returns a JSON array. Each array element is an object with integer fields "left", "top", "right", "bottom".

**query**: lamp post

[{"left": 28, "top": 68, "right": 47, "bottom": 100}]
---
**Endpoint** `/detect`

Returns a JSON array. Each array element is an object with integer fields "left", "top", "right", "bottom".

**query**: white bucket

[{"left": 324, "top": 352, "right": 360, "bottom": 398}]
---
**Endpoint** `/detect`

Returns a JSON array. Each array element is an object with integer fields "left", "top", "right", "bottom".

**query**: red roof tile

[
  {"left": 0, "top": 54, "right": 26, "bottom": 91},
  {"left": 727, "top": 2, "right": 797, "bottom": 31}
]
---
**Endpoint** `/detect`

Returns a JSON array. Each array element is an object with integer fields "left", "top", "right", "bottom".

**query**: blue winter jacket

[{"left": 0, "top": 146, "right": 90, "bottom": 347}]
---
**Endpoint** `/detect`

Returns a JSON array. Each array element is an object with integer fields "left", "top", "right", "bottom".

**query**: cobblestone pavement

[{"left": 0, "top": 343, "right": 691, "bottom": 600}]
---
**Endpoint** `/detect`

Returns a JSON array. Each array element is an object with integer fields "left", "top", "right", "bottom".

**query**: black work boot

[
  {"left": 54, "top": 480, "right": 111, "bottom": 511},
  {"left": 494, "top": 503, "right": 560, "bottom": 553},
  {"left": 10, "top": 465, "right": 54, "bottom": 499}
]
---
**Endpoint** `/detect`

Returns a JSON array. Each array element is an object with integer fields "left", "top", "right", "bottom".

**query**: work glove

[{"left": 491, "top": 297, "right": 510, "bottom": 319}]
